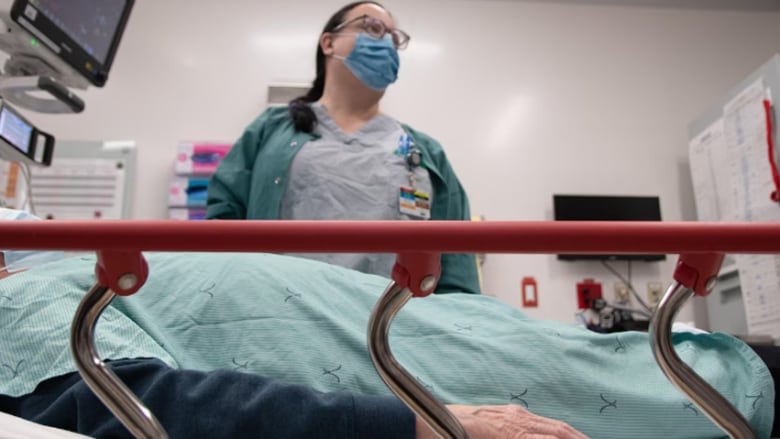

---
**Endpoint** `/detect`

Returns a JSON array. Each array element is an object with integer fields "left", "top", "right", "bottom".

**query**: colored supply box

[
  {"left": 175, "top": 142, "right": 232, "bottom": 175},
  {"left": 169, "top": 207, "right": 208, "bottom": 221},
  {"left": 169, "top": 176, "right": 210, "bottom": 207}
]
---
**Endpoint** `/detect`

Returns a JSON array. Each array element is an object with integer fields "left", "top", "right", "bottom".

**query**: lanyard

[
  {"left": 398, "top": 133, "right": 422, "bottom": 189},
  {"left": 398, "top": 134, "right": 422, "bottom": 171}
]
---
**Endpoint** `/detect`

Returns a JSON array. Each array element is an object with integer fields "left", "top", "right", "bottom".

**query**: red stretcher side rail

[
  {"left": 0, "top": 220, "right": 779, "bottom": 254},
  {"left": 1, "top": 219, "right": 777, "bottom": 439}
]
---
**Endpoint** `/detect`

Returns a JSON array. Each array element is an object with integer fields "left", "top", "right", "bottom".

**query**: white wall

[{"left": 23, "top": 0, "right": 780, "bottom": 324}]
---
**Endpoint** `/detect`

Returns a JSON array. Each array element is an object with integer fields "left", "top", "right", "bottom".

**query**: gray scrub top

[{"left": 280, "top": 103, "right": 433, "bottom": 277}]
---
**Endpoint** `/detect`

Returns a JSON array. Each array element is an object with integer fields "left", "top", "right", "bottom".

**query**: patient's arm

[{"left": 417, "top": 405, "right": 589, "bottom": 439}]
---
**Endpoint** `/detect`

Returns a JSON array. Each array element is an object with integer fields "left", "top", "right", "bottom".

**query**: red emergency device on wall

[
  {"left": 576, "top": 278, "right": 603, "bottom": 309},
  {"left": 521, "top": 277, "right": 538, "bottom": 308}
]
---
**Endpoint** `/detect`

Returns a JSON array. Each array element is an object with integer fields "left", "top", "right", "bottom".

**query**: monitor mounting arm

[{"left": 0, "top": 9, "right": 87, "bottom": 114}]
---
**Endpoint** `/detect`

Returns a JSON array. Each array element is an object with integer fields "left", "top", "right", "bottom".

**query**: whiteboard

[{"left": 688, "top": 55, "right": 780, "bottom": 338}]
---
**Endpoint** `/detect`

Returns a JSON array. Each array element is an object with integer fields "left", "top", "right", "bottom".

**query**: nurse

[{"left": 207, "top": 1, "right": 480, "bottom": 295}]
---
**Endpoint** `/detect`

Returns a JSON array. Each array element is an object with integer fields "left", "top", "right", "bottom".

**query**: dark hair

[{"left": 288, "top": 1, "right": 386, "bottom": 133}]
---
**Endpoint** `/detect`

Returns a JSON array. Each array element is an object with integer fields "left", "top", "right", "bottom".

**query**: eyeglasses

[{"left": 333, "top": 15, "right": 411, "bottom": 50}]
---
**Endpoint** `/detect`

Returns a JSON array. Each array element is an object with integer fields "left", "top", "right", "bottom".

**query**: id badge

[{"left": 399, "top": 186, "right": 431, "bottom": 220}]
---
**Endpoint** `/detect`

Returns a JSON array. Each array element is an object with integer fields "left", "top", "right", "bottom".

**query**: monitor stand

[{"left": 0, "top": 74, "right": 84, "bottom": 113}]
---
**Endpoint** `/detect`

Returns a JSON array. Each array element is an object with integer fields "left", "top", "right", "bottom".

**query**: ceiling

[{"left": 498, "top": 0, "right": 780, "bottom": 11}]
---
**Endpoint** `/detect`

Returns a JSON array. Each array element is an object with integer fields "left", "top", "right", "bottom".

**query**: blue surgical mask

[
  {"left": 335, "top": 33, "right": 400, "bottom": 91},
  {"left": 0, "top": 208, "right": 64, "bottom": 273}
]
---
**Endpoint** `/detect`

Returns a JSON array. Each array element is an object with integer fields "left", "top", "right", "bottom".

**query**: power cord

[
  {"left": 592, "top": 297, "right": 651, "bottom": 319},
  {"left": 601, "top": 260, "right": 652, "bottom": 313},
  {"left": 17, "top": 161, "right": 37, "bottom": 216}
]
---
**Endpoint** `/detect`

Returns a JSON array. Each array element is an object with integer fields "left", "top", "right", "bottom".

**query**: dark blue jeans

[{"left": 0, "top": 358, "right": 415, "bottom": 439}]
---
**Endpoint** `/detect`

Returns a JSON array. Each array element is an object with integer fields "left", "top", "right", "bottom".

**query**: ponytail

[{"left": 289, "top": 67, "right": 326, "bottom": 133}]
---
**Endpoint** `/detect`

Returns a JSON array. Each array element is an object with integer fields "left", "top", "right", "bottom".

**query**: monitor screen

[
  {"left": 12, "top": 0, "right": 134, "bottom": 86},
  {"left": 553, "top": 194, "right": 665, "bottom": 261},
  {"left": 0, "top": 106, "right": 33, "bottom": 154},
  {"left": 30, "top": 0, "right": 127, "bottom": 64}
]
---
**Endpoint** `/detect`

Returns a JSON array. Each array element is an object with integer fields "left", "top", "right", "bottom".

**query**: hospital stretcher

[{"left": 2, "top": 220, "right": 780, "bottom": 439}]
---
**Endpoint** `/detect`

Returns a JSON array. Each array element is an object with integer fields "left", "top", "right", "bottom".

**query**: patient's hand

[{"left": 416, "top": 405, "right": 589, "bottom": 439}]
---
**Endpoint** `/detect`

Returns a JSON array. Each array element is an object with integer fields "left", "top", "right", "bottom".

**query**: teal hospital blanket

[{"left": 0, "top": 253, "right": 774, "bottom": 438}]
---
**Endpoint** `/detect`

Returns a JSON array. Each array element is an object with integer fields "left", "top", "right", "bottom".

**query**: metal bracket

[
  {"left": 0, "top": 75, "right": 84, "bottom": 113},
  {"left": 96, "top": 250, "right": 149, "bottom": 296},
  {"left": 70, "top": 250, "right": 167, "bottom": 438},
  {"left": 651, "top": 253, "right": 755, "bottom": 439},
  {"left": 672, "top": 253, "right": 724, "bottom": 297},
  {"left": 390, "top": 252, "right": 441, "bottom": 297},
  {"left": 369, "top": 252, "right": 469, "bottom": 438}
]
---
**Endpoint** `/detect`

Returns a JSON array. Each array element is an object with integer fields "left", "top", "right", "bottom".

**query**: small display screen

[
  {"left": 554, "top": 195, "right": 662, "bottom": 222},
  {"left": 30, "top": 0, "right": 127, "bottom": 64},
  {"left": 0, "top": 107, "right": 33, "bottom": 154},
  {"left": 553, "top": 195, "right": 665, "bottom": 261}
]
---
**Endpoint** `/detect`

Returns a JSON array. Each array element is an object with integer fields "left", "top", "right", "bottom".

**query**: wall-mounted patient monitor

[
  {"left": 8, "top": 0, "right": 134, "bottom": 88},
  {"left": 0, "top": 0, "right": 135, "bottom": 166}
]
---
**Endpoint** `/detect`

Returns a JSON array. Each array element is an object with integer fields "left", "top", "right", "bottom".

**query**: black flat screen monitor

[
  {"left": 11, "top": 0, "right": 134, "bottom": 87},
  {"left": 553, "top": 194, "right": 666, "bottom": 261}
]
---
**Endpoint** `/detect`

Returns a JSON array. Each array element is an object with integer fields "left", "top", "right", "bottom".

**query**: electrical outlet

[
  {"left": 614, "top": 282, "right": 631, "bottom": 304},
  {"left": 647, "top": 282, "right": 664, "bottom": 307}
]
